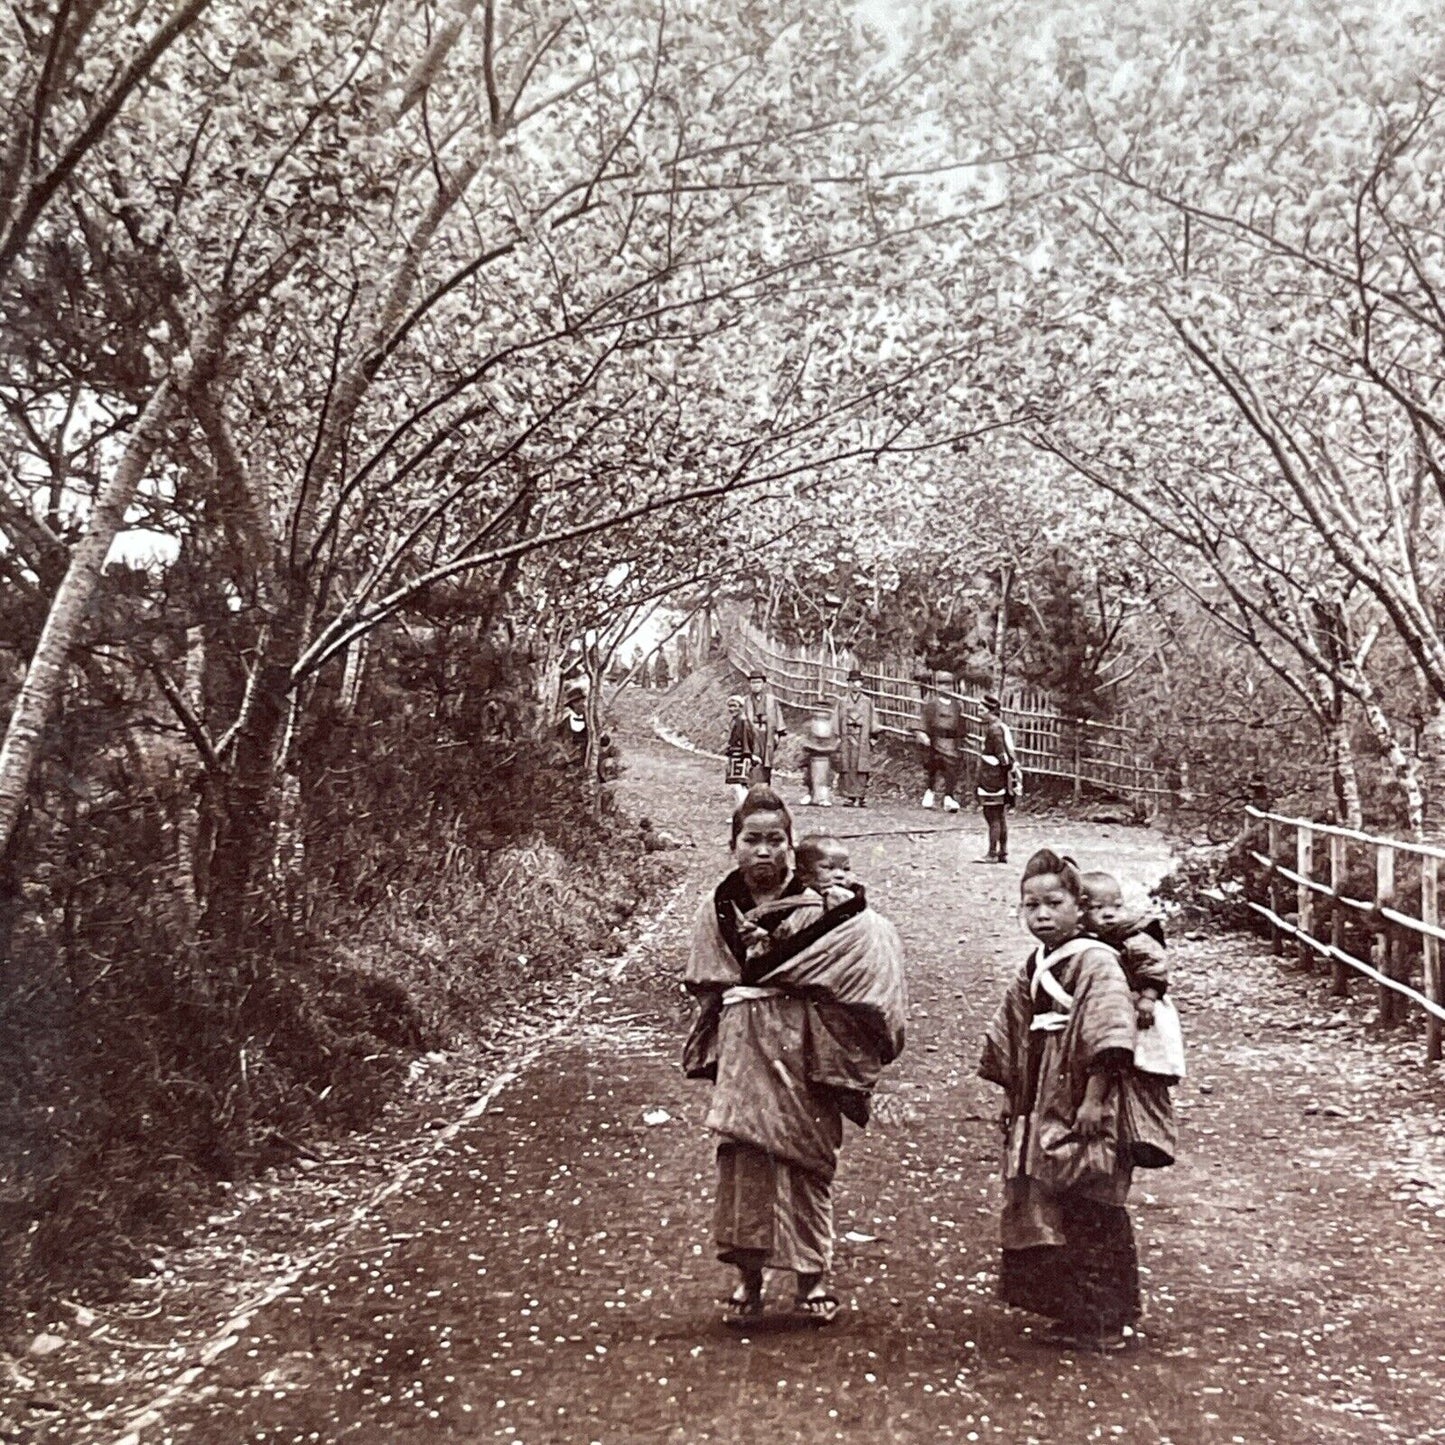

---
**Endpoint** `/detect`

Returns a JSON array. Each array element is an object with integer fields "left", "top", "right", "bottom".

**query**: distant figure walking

[
  {"left": 834, "top": 669, "right": 882, "bottom": 808},
  {"left": 975, "top": 694, "right": 1017, "bottom": 864},
  {"left": 800, "top": 696, "right": 840, "bottom": 807},
  {"left": 918, "top": 670, "right": 963, "bottom": 812},
  {"left": 745, "top": 671, "right": 787, "bottom": 786},
  {"left": 724, "top": 695, "right": 758, "bottom": 808}
]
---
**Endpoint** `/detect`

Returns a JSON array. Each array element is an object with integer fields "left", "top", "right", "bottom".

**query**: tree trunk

[
  {"left": 1417, "top": 699, "right": 1445, "bottom": 840},
  {"left": 583, "top": 649, "right": 606, "bottom": 788},
  {"left": 200, "top": 621, "right": 298, "bottom": 947},
  {"left": 339, "top": 635, "right": 369, "bottom": 716},
  {"left": 1330, "top": 714, "right": 1363, "bottom": 830},
  {"left": 534, "top": 625, "right": 565, "bottom": 714},
  {"left": 174, "top": 624, "right": 207, "bottom": 923},
  {"left": 0, "top": 379, "right": 178, "bottom": 853},
  {"left": 0, "top": 807, "right": 27, "bottom": 985},
  {"left": 270, "top": 690, "right": 306, "bottom": 912},
  {"left": 993, "top": 563, "right": 1014, "bottom": 695},
  {"left": 1310, "top": 670, "right": 1362, "bottom": 830},
  {"left": 1357, "top": 696, "right": 1425, "bottom": 840}
]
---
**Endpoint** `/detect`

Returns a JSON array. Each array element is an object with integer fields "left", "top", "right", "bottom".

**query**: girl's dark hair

[
  {"left": 1021, "top": 847, "right": 1084, "bottom": 899},
  {"left": 730, "top": 784, "right": 794, "bottom": 846}
]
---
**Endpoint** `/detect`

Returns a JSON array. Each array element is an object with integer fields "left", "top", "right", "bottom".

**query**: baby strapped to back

[
  {"left": 1080, "top": 869, "right": 1186, "bottom": 1168},
  {"left": 738, "top": 835, "right": 885, "bottom": 1124},
  {"left": 976, "top": 850, "right": 1188, "bottom": 1353}
]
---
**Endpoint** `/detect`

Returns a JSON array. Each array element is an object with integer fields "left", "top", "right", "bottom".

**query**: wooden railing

[
  {"left": 721, "top": 610, "right": 1170, "bottom": 803},
  {"left": 1245, "top": 806, "right": 1445, "bottom": 1063}
]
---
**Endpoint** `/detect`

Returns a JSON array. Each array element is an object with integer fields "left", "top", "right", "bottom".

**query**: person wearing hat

[
  {"left": 918, "top": 669, "right": 963, "bottom": 812},
  {"left": 975, "top": 693, "right": 1019, "bottom": 862},
  {"left": 834, "top": 668, "right": 882, "bottom": 807},
  {"left": 799, "top": 695, "right": 841, "bottom": 807},
  {"left": 745, "top": 670, "right": 787, "bottom": 786},
  {"left": 558, "top": 681, "right": 589, "bottom": 766}
]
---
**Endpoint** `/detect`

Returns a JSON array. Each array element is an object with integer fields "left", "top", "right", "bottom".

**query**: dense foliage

[{"left": 7, "top": 0, "right": 1445, "bottom": 1301}]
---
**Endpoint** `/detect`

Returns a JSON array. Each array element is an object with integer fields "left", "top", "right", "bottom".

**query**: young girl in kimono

[
  {"left": 724, "top": 695, "right": 757, "bottom": 807},
  {"left": 978, "top": 849, "right": 1143, "bottom": 1353}
]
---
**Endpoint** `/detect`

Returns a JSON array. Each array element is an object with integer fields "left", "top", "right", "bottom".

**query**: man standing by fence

[
  {"left": 834, "top": 668, "right": 881, "bottom": 807},
  {"left": 918, "top": 670, "right": 963, "bottom": 812},
  {"left": 746, "top": 671, "right": 787, "bottom": 786}
]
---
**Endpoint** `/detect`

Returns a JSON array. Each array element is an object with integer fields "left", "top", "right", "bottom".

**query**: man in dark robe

[
  {"left": 746, "top": 671, "right": 787, "bottom": 785},
  {"left": 919, "top": 670, "right": 963, "bottom": 812}
]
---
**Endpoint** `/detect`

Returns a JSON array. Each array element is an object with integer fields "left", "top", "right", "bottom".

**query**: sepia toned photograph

[{"left": 1, "top": 1, "right": 1442, "bottom": 1441}]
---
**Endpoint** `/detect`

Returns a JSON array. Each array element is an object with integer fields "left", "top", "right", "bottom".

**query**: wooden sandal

[
  {"left": 794, "top": 1291, "right": 840, "bottom": 1325},
  {"left": 722, "top": 1290, "right": 765, "bottom": 1328}
]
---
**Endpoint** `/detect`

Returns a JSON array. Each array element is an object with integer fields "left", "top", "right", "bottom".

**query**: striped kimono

[
  {"left": 978, "top": 935, "right": 1142, "bottom": 1332},
  {"left": 684, "top": 871, "right": 906, "bottom": 1274}
]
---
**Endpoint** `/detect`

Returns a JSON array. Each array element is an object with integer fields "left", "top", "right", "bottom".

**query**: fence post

[
  {"left": 1375, "top": 845, "right": 1397, "bottom": 1024},
  {"left": 1424, "top": 855, "right": 1442, "bottom": 1064},
  {"left": 1329, "top": 833, "right": 1348, "bottom": 996},
  {"left": 1267, "top": 818, "right": 1283, "bottom": 956},
  {"left": 1297, "top": 824, "right": 1315, "bottom": 966}
]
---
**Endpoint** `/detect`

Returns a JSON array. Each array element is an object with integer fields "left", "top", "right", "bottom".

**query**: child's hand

[
  {"left": 1076, "top": 1095, "right": 1109, "bottom": 1140},
  {"left": 998, "top": 1108, "right": 1012, "bottom": 1139},
  {"left": 737, "top": 920, "right": 770, "bottom": 950},
  {"left": 1135, "top": 996, "right": 1157, "bottom": 1029}
]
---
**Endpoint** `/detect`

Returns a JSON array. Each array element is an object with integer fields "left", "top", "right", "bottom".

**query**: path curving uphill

[{"left": 24, "top": 697, "right": 1445, "bottom": 1444}]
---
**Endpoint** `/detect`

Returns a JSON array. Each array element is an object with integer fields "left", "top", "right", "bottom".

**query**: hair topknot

[
  {"left": 1020, "top": 847, "right": 1084, "bottom": 899},
  {"left": 730, "top": 784, "right": 794, "bottom": 846}
]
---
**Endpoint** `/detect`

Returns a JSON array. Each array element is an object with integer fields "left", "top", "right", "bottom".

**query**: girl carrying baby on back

[{"left": 978, "top": 848, "right": 1146, "bottom": 1353}]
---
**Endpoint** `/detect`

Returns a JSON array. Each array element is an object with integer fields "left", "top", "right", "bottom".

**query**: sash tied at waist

[{"left": 722, "top": 984, "right": 784, "bottom": 1006}]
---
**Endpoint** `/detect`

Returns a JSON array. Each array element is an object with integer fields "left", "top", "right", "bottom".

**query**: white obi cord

[
  {"left": 722, "top": 984, "right": 784, "bottom": 1007},
  {"left": 1027, "top": 939, "right": 1092, "bottom": 1032}
]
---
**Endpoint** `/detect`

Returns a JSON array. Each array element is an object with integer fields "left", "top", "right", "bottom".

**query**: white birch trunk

[
  {"left": 271, "top": 691, "right": 306, "bottom": 897},
  {"left": 0, "top": 379, "right": 178, "bottom": 850},
  {"left": 174, "top": 624, "right": 207, "bottom": 919},
  {"left": 1357, "top": 696, "right": 1425, "bottom": 840},
  {"left": 339, "top": 635, "right": 369, "bottom": 716},
  {"left": 1417, "top": 699, "right": 1445, "bottom": 840},
  {"left": 1308, "top": 673, "right": 1363, "bottom": 831},
  {"left": 1332, "top": 716, "right": 1363, "bottom": 831}
]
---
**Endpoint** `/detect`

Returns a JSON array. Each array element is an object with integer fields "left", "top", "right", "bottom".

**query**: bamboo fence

[
  {"left": 1246, "top": 806, "right": 1445, "bottom": 1063},
  {"left": 721, "top": 610, "right": 1170, "bottom": 804}
]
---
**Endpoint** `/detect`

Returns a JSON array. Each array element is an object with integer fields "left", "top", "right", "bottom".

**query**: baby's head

[
  {"left": 1080, "top": 870, "right": 1127, "bottom": 938},
  {"left": 794, "top": 834, "right": 852, "bottom": 892}
]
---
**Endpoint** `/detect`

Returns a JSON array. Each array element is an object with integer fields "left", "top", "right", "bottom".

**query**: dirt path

[{"left": 15, "top": 711, "right": 1445, "bottom": 1444}]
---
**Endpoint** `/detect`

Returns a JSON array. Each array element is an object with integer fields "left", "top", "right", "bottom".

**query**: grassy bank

[{"left": 0, "top": 738, "right": 679, "bottom": 1323}]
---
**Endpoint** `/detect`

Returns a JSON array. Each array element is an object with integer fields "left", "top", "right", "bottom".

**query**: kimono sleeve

[
  {"left": 1072, "top": 948, "right": 1137, "bottom": 1074},
  {"left": 978, "top": 970, "right": 1030, "bottom": 1100},
  {"left": 681, "top": 892, "right": 734, "bottom": 1078},
  {"left": 1121, "top": 931, "right": 1169, "bottom": 996}
]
